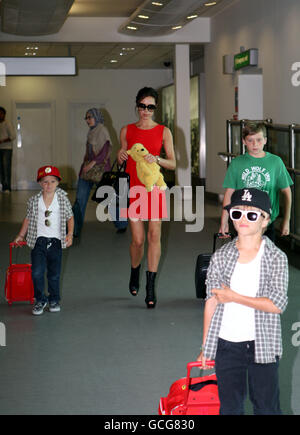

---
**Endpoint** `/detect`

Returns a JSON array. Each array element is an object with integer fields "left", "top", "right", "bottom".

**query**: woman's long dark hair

[{"left": 135, "top": 87, "right": 158, "bottom": 106}]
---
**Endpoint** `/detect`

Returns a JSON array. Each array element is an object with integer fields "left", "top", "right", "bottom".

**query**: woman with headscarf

[{"left": 73, "top": 108, "right": 112, "bottom": 237}]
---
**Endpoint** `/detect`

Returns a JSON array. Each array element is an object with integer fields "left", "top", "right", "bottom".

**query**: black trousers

[
  {"left": 215, "top": 338, "right": 282, "bottom": 415},
  {"left": 0, "top": 149, "right": 12, "bottom": 191}
]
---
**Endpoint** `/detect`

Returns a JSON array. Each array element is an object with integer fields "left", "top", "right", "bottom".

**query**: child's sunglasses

[
  {"left": 137, "top": 103, "right": 157, "bottom": 112},
  {"left": 45, "top": 210, "right": 52, "bottom": 226},
  {"left": 229, "top": 209, "right": 265, "bottom": 222}
]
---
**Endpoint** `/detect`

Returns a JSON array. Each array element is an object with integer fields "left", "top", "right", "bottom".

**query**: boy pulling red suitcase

[
  {"left": 5, "top": 242, "right": 34, "bottom": 305},
  {"left": 158, "top": 361, "right": 220, "bottom": 415}
]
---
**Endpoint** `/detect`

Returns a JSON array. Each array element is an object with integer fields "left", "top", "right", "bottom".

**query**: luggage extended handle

[
  {"left": 186, "top": 360, "right": 215, "bottom": 378},
  {"left": 183, "top": 361, "right": 216, "bottom": 407},
  {"left": 9, "top": 242, "right": 27, "bottom": 266},
  {"left": 213, "top": 232, "right": 232, "bottom": 252}
]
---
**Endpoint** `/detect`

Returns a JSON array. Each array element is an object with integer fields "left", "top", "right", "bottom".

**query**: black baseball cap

[{"left": 224, "top": 188, "right": 272, "bottom": 216}]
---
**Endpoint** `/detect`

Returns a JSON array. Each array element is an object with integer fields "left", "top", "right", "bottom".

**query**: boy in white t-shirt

[
  {"left": 14, "top": 166, "right": 74, "bottom": 315},
  {"left": 198, "top": 188, "right": 289, "bottom": 415}
]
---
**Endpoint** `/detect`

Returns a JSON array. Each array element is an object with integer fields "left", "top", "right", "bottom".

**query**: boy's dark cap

[{"left": 224, "top": 188, "right": 272, "bottom": 215}]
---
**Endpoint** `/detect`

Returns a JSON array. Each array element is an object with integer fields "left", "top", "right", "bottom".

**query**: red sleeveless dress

[{"left": 126, "top": 123, "right": 167, "bottom": 221}]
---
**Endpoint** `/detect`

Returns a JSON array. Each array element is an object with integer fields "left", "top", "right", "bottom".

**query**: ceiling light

[
  {"left": 127, "top": 25, "right": 138, "bottom": 30},
  {"left": 172, "top": 25, "right": 182, "bottom": 30},
  {"left": 110, "top": 60, "right": 118, "bottom": 63},
  {"left": 152, "top": 1, "right": 163, "bottom": 5},
  {"left": 187, "top": 14, "right": 198, "bottom": 19},
  {"left": 204, "top": 1, "right": 217, "bottom": 6},
  {"left": 138, "top": 15, "right": 149, "bottom": 19}
]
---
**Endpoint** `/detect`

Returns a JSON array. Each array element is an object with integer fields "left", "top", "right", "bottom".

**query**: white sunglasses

[{"left": 229, "top": 208, "right": 265, "bottom": 222}]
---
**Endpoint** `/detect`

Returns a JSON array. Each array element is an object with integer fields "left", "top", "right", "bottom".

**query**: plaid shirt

[
  {"left": 25, "top": 188, "right": 73, "bottom": 249},
  {"left": 203, "top": 236, "right": 289, "bottom": 364}
]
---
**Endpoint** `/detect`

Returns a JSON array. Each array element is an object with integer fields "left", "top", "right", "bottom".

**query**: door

[{"left": 13, "top": 102, "right": 54, "bottom": 190}]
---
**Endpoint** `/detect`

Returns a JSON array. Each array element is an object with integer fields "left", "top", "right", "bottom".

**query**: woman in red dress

[{"left": 117, "top": 87, "right": 176, "bottom": 308}]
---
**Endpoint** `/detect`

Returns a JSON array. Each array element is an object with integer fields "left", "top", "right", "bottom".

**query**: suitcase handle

[
  {"left": 213, "top": 232, "right": 232, "bottom": 252},
  {"left": 183, "top": 361, "right": 215, "bottom": 407},
  {"left": 9, "top": 242, "right": 28, "bottom": 266}
]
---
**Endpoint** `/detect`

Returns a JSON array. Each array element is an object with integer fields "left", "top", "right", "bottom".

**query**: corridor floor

[{"left": 0, "top": 191, "right": 299, "bottom": 415}]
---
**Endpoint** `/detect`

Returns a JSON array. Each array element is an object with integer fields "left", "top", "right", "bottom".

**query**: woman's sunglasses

[
  {"left": 84, "top": 115, "right": 94, "bottom": 120},
  {"left": 137, "top": 103, "right": 157, "bottom": 112},
  {"left": 45, "top": 210, "right": 52, "bottom": 226},
  {"left": 229, "top": 209, "right": 265, "bottom": 222}
]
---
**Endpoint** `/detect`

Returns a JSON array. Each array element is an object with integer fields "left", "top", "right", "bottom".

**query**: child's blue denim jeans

[
  {"left": 73, "top": 177, "right": 128, "bottom": 235},
  {"left": 31, "top": 237, "right": 62, "bottom": 304}
]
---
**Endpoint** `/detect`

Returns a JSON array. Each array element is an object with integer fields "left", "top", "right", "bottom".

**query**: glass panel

[
  {"left": 295, "top": 175, "right": 300, "bottom": 237},
  {"left": 231, "top": 124, "right": 242, "bottom": 155},
  {"left": 267, "top": 129, "right": 289, "bottom": 166},
  {"left": 295, "top": 131, "right": 300, "bottom": 170}
]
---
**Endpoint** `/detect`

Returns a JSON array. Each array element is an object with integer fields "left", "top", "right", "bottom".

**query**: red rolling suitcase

[
  {"left": 158, "top": 361, "right": 220, "bottom": 415},
  {"left": 5, "top": 242, "right": 34, "bottom": 305}
]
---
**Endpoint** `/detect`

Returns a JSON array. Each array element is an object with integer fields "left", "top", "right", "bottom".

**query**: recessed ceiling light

[
  {"left": 152, "top": 2, "right": 163, "bottom": 5},
  {"left": 127, "top": 25, "right": 138, "bottom": 30},
  {"left": 110, "top": 59, "right": 118, "bottom": 63},
  {"left": 172, "top": 25, "right": 182, "bottom": 30},
  {"left": 204, "top": 1, "right": 217, "bottom": 6},
  {"left": 138, "top": 15, "right": 149, "bottom": 19},
  {"left": 187, "top": 14, "right": 198, "bottom": 19}
]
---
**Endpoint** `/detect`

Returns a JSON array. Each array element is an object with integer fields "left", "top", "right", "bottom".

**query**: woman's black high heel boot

[
  {"left": 145, "top": 271, "right": 157, "bottom": 308},
  {"left": 129, "top": 265, "right": 141, "bottom": 296}
]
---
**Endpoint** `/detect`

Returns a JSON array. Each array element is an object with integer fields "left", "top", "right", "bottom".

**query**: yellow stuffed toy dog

[{"left": 127, "top": 143, "right": 167, "bottom": 192}]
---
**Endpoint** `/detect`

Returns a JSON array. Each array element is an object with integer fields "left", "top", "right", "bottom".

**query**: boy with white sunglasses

[{"left": 198, "top": 188, "right": 289, "bottom": 415}]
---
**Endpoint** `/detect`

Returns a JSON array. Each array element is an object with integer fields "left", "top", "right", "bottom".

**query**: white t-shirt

[
  {"left": 37, "top": 194, "right": 61, "bottom": 240},
  {"left": 218, "top": 240, "right": 265, "bottom": 342}
]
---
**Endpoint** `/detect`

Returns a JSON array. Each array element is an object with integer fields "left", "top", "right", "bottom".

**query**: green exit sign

[{"left": 234, "top": 49, "right": 258, "bottom": 70}]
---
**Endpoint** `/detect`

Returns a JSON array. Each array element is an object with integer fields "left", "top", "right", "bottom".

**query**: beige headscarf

[{"left": 86, "top": 108, "right": 111, "bottom": 155}]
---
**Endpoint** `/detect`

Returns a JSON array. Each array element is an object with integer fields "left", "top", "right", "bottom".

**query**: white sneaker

[
  {"left": 32, "top": 301, "right": 47, "bottom": 316},
  {"left": 49, "top": 302, "right": 61, "bottom": 313}
]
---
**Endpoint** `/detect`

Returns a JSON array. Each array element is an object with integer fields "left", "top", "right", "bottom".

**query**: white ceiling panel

[{"left": 0, "top": 0, "right": 236, "bottom": 69}]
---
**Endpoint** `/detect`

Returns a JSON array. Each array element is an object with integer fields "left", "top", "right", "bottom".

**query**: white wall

[
  {"left": 205, "top": 0, "right": 300, "bottom": 195},
  {"left": 1, "top": 68, "right": 172, "bottom": 186}
]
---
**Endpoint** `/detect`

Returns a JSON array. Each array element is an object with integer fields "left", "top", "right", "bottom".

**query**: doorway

[{"left": 13, "top": 102, "right": 54, "bottom": 190}]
